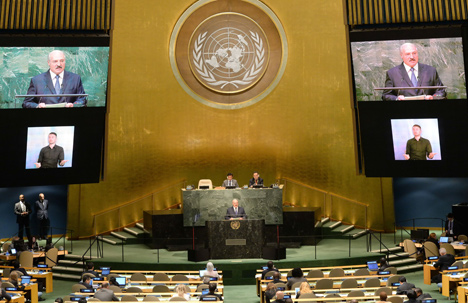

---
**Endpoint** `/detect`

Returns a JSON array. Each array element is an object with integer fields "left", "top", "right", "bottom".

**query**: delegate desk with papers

[
  {"left": 458, "top": 281, "right": 468, "bottom": 303},
  {"left": 441, "top": 267, "right": 468, "bottom": 297},
  {"left": 1, "top": 265, "right": 54, "bottom": 293},
  {"left": 423, "top": 255, "right": 468, "bottom": 285}
]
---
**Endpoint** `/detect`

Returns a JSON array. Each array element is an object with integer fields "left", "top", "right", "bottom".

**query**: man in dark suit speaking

[
  {"left": 22, "top": 50, "right": 87, "bottom": 108},
  {"left": 225, "top": 199, "right": 247, "bottom": 220},
  {"left": 382, "top": 43, "right": 446, "bottom": 101}
]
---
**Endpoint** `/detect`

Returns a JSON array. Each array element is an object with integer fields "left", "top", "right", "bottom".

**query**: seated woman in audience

[
  {"left": 264, "top": 282, "right": 277, "bottom": 303},
  {"left": 55, "top": 298, "right": 64, "bottom": 303},
  {"left": 9, "top": 273, "right": 20, "bottom": 288},
  {"left": 379, "top": 257, "right": 390, "bottom": 271},
  {"left": 295, "top": 282, "right": 312, "bottom": 299},
  {"left": 108, "top": 277, "right": 120, "bottom": 287},
  {"left": 172, "top": 284, "right": 190, "bottom": 301},
  {"left": 286, "top": 268, "right": 307, "bottom": 290},
  {"left": 203, "top": 262, "right": 219, "bottom": 278}
]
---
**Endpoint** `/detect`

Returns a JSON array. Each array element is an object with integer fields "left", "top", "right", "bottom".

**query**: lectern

[{"left": 207, "top": 219, "right": 264, "bottom": 259}]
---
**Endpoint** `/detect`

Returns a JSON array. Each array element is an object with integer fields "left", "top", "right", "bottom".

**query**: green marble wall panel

[
  {"left": 351, "top": 38, "right": 466, "bottom": 101},
  {"left": 182, "top": 188, "right": 283, "bottom": 226},
  {"left": 0, "top": 47, "right": 109, "bottom": 108}
]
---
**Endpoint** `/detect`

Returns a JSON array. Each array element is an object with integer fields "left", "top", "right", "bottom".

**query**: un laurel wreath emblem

[
  {"left": 230, "top": 220, "right": 241, "bottom": 230},
  {"left": 189, "top": 13, "right": 269, "bottom": 93},
  {"left": 170, "top": 0, "right": 288, "bottom": 109}
]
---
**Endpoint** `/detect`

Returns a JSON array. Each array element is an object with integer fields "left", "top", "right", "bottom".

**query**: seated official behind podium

[
  {"left": 225, "top": 199, "right": 247, "bottom": 220},
  {"left": 249, "top": 172, "right": 264, "bottom": 187},
  {"left": 222, "top": 173, "right": 239, "bottom": 188}
]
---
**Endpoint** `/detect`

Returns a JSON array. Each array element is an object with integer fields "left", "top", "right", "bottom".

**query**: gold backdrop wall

[{"left": 68, "top": 0, "right": 395, "bottom": 237}]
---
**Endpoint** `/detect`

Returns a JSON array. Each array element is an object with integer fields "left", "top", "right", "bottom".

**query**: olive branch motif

[{"left": 192, "top": 30, "right": 265, "bottom": 89}]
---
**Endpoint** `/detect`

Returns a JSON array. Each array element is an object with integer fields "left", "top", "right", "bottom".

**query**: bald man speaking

[
  {"left": 23, "top": 50, "right": 87, "bottom": 108},
  {"left": 382, "top": 43, "right": 446, "bottom": 101}
]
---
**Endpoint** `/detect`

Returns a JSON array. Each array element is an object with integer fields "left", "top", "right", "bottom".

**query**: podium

[{"left": 207, "top": 219, "right": 264, "bottom": 259}]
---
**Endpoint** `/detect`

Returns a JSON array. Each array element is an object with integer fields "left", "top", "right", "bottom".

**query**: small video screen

[
  {"left": 391, "top": 118, "right": 441, "bottom": 161},
  {"left": 25, "top": 126, "right": 75, "bottom": 169}
]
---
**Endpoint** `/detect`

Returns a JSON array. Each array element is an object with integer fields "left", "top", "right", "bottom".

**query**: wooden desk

[
  {"left": 441, "top": 271, "right": 467, "bottom": 297},
  {"left": 400, "top": 241, "right": 467, "bottom": 251},
  {"left": 458, "top": 285, "right": 468, "bottom": 303},
  {"left": 423, "top": 263, "right": 438, "bottom": 285},
  {"left": 29, "top": 272, "right": 53, "bottom": 293},
  {"left": 0, "top": 250, "right": 68, "bottom": 261},
  {"left": 3, "top": 292, "right": 25, "bottom": 303}
]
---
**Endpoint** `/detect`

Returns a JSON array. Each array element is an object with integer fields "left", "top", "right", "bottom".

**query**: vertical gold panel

[{"left": 68, "top": 0, "right": 395, "bottom": 236}]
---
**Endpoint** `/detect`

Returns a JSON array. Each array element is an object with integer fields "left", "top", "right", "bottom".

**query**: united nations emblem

[
  {"left": 170, "top": 0, "right": 288, "bottom": 109},
  {"left": 189, "top": 13, "right": 269, "bottom": 94},
  {"left": 231, "top": 220, "right": 241, "bottom": 230}
]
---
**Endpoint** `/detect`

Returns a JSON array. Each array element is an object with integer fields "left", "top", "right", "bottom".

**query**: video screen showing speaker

[
  {"left": 350, "top": 25, "right": 468, "bottom": 177},
  {"left": 350, "top": 27, "right": 467, "bottom": 102},
  {"left": 358, "top": 100, "right": 468, "bottom": 177},
  {"left": 0, "top": 108, "right": 105, "bottom": 186},
  {"left": 0, "top": 35, "right": 108, "bottom": 186}
]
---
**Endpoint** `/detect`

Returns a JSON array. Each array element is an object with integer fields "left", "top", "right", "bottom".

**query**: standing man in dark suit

[
  {"left": 35, "top": 193, "right": 49, "bottom": 240},
  {"left": 249, "top": 172, "right": 264, "bottom": 187},
  {"left": 14, "top": 195, "right": 32, "bottom": 241},
  {"left": 225, "top": 199, "right": 247, "bottom": 220},
  {"left": 445, "top": 213, "right": 460, "bottom": 239},
  {"left": 22, "top": 50, "right": 87, "bottom": 108},
  {"left": 222, "top": 173, "right": 239, "bottom": 188},
  {"left": 382, "top": 43, "right": 446, "bottom": 101}
]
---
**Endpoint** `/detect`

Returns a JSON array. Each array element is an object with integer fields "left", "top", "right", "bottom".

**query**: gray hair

[
  {"left": 439, "top": 247, "right": 446, "bottom": 254},
  {"left": 206, "top": 262, "right": 215, "bottom": 271},
  {"left": 48, "top": 50, "right": 65, "bottom": 61},
  {"left": 400, "top": 43, "right": 417, "bottom": 54}
]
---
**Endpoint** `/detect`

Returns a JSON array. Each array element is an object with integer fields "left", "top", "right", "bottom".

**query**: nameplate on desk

[{"left": 226, "top": 239, "right": 246, "bottom": 246}]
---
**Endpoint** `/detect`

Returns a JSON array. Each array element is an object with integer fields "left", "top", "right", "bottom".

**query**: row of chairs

[
  {"left": 64, "top": 295, "right": 191, "bottom": 302},
  {"left": 265, "top": 267, "right": 397, "bottom": 279},
  {"left": 72, "top": 284, "right": 211, "bottom": 293},
  {"left": 1, "top": 248, "right": 59, "bottom": 268},
  {"left": 404, "top": 238, "right": 468, "bottom": 259},
  {"left": 266, "top": 276, "right": 401, "bottom": 291},
  {"left": 293, "top": 292, "right": 404, "bottom": 303},
  {"left": 82, "top": 272, "right": 205, "bottom": 282}
]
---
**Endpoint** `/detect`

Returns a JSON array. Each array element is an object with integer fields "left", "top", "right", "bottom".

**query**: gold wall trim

[
  {"left": 0, "top": 0, "right": 112, "bottom": 30},
  {"left": 346, "top": 0, "right": 468, "bottom": 25}
]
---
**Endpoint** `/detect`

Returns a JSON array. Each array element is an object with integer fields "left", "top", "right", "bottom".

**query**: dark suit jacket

[
  {"left": 225, "top": 206, "right": 247, "bottom": 220},
  {"left": 445, "top": 219, "right": 461, "bottom": 237},
  {"left": 14, "top": 201, "right": 32, "bottom": 223},
  {"left": 23, "top": 70, "right": 87, "bottom": 108},
  {"left": 261, "top": 267, "right": 278, "bottom": 279},
  {"left": 222, "top": 179, "right": 239, "bottom": 187},
  {"left": 396, "top": 282, "right": 415, "bottom": 294},
  {"left": 249, "top": 177, "right": 264, "bottom": 187},
  {"left": 417, "top": 293, "right": 432, "bottom": 300},
  {"left": 433, "top": 254, "right": 455, "bottom": 271},
  {"left": 0, "top": 288, "right": 11, "bottom": 301},
  {"left": 382, "top": 63, "right": 446, "bottom": 101},
  {"left": 94, "top": 288, "right": 119, "bottom": 301},
  {"left": 35, "top": 199, "right": 49, "bottom": 220}
]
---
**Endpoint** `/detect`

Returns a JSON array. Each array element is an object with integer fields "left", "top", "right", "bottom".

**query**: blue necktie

[
  {"left": 410, "top": 68, "right": 418, "bottom": 87},
  {"left": 55, "top": 75, "right": 61, "bottom": 94}
]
